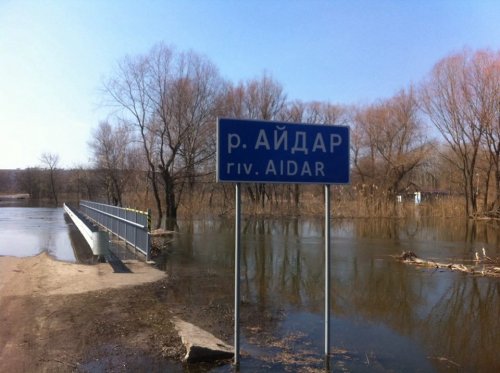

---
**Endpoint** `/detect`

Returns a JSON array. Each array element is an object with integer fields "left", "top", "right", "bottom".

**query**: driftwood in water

[
  {"left": 150, "top": 228, "right": 176, "bottom": 237},
  {"left": 398, "top": 251, "right": 500, "bottom": 278}
]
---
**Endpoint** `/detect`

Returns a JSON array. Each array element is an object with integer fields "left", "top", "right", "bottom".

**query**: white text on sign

[{"left": 228, "top": 129, "right": 343, "bottom": 155}]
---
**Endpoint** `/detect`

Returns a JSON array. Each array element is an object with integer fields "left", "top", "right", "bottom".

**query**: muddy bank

[{"left": 0, "top": 253, "right": 233, "bottom": 372}]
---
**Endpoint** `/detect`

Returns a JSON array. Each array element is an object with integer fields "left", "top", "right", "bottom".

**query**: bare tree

[
  {"left": 420, "top": 49, "right": 493, "bottom": 216},
  {"left": 476, "top": 51, "right": 500, "bottom": 216},
  {"left": 73, "top": 165, "right": 99, "bottom": 201},
  {"left": 89, "top": 120, "right": 132, "bottom": 206},
  {"left": 173, "top": 52, "right": 225, "bottom": 190},
  {"left": 103, "top": 43, "right": 224, "bottom": 224},
  {"left": 18, "top": 167, "right": 42, "bottom": 199},
  {"left": 284, "top": 100, "right": 346, "bottom": 125},
  {"left": 352, "top": 88, "right": 431, "bottom": 198},
  {"left": 148, "top": 48, "right": 223, "bottom": 221},
  {"left": 40, "top": 152, "right": 60, "bottom": 205},
  {"left": 102, "top": 45, "right": 167, "bottom": 227}
]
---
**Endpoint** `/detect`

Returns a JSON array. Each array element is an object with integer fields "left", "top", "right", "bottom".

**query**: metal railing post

[
  {"left": 134, "top": 208, "right": 138, "bottom": 255},
  {"left": 124, "top": 208, "right": 128, "bottom": 248},
  {"left": 146, "top": 208, "right": 152, "bottom": 261}
]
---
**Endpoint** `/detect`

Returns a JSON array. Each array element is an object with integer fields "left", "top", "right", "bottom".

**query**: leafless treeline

[
  {"left": 8, "top": 153, "right": 62, "bottom": 205},
  {"left": 84, "top": 45, "right": 500, "bottom": 223},
  {"left": 421, "top": 49, "right": 500, "bottom": 217}
]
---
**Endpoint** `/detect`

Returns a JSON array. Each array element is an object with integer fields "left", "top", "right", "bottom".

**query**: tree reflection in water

[{"left": 167, "top": 217, "right": 499, "bottom": 371}]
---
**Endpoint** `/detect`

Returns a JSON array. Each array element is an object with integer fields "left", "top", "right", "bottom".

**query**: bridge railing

[
  {"left": 79, "top": 200, "right": 151, "bottom": 260},
  {"left": 63, "top": 203, "right": 109, "bottom": 257}
]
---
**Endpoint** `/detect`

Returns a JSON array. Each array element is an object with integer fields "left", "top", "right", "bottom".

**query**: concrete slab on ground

[{"left": 173, "top": 317, "right": 233, "bottom": 363}]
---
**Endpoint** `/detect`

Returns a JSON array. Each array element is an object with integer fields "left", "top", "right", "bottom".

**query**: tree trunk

[
  {"left": 49, "top": 171, "right": 58, "bottom": 205},
  {"left": 294, "top": 184, "right": 300, "bottom": 209},
  {"left": 162, "top": 170, "right": 177, "bottom": 221},
  {"left": 148, "top": 169, "right": 163, "bottom": 230}
]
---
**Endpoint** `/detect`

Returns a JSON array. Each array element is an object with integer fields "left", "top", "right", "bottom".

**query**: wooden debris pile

[
  {"left": 398, "top": 250, "right": 500, "bottom": 278},
  {"left": 150, "top": 230, "right": 176, "bottom": 258}
]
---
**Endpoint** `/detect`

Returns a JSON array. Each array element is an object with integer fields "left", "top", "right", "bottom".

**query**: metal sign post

[
  {"left": 234, "top": 183, "right": 241, "bottom": 366},
  {"left": 216, "top": 118, "right": 350, "bottom": 366},
  {"left": 324, "top": 184, "right": 331, "bottom": 359}
]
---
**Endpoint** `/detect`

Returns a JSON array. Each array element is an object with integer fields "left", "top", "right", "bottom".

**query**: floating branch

[{"left": 397, "top": 251, "right": 500, "bottom": 278}]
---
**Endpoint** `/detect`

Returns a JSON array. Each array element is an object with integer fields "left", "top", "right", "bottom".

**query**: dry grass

[
  {"left": 116, "top": 184, "right": 468, "bottom": 224},
  {"left": 175, "top": 186, "right": 467, "bottom": 219}
]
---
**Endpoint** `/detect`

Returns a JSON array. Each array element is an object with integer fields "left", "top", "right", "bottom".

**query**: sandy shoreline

[
  {"left": 0, "top": 253, "right": 172, "bottom": 371},
  {"left": 0, "top": 252, "right": 166, "bottom": 297}
]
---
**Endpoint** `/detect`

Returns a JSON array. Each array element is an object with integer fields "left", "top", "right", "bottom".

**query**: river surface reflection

[
  {"left": 162, "top": 217, "right": 499, "bottom": 372},
  {"left": 1, "top": 206, "right": 498, "bottom": 371},
  {"left": 0, "top": 207, "right": 77, "bottom": 261}
]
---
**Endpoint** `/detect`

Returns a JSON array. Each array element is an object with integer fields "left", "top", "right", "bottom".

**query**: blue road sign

[{"left": 217, "top": 118, "right": 350, "bottom": 184}]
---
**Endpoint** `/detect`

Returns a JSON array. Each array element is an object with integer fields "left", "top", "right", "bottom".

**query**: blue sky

[{"left": 1, "top": 0, "right": 500, "bottom": 169}]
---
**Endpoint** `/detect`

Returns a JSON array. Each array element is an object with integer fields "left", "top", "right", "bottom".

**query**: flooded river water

[
  {"left": 0, "top": 206, "right": 79, "bottom": 261},
  {"left": 162, "top": 217, "right": 499, "bottom": 372},
  {"left": 1, "top": 205, "right": 499, "bottom": 371}
]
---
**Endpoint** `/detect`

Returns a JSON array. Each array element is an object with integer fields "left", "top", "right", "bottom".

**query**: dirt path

[{"left": 0, "top": 253, "right": 184, "bottom": 372}]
